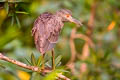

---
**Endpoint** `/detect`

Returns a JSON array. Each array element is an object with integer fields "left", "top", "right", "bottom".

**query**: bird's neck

[
  {"left": 52, "top": 13, "right": 64, "bottom": 28},
  {"left": 54, "top": 12, "right": 66, "bottom": 22}
]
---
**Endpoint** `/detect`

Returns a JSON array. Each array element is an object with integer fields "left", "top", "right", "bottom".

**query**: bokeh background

[{"left": 0, "top": 0, "right": 120, "bottom": 80}]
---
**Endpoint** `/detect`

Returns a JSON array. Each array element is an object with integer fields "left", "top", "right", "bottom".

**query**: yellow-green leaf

[
  {"left": 31, "top": 53, "right": 36, "bottom": 66},
  {"left": 37, "top": 55, "right": 42, "bottom": 66}
]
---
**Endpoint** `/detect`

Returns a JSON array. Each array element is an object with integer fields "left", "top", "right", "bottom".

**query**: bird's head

[{"left": 56, "top": 9, "right": 82, "bottom": 26}]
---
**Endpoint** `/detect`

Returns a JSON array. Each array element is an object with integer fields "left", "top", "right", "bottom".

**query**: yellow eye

[{"left": 66, "top": 14, "right": 70, "bottom": 18}]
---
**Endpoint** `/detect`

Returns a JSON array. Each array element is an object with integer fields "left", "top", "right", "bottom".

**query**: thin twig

[
  {"left": 66, "top": 28, "right": 76, "bottom": 75},
  {"left": 66, "top": 1, "right": 96, "bottom": 78},
  {"left": 69, "top": 28, "right": 77, "bottom": 63},
  {"left": 79, "top": 0, "right": 97, "bottom": 78},
  {"left": 0, "top": 53, "right": 41, "bottom": 72},
  {"left": 74, "top": 34, "right": 94, "bottom": 48},
  {"left": 66, "top": 27, "right": 94, "bottom": 76},
  {"left": 0, "top": 53, "right": 70, "bottom": 80},
  {"left": 67, "top": 28, "right": 94, "bottom": 63},
  {"left": 87, "top": 1, "right": 96, "bottom": 37}
]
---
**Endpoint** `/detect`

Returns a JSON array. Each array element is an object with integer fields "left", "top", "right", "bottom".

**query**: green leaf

[
  {"left": 16, "top": 11, "right": 29, "bottom": 14},
  {"left": 0, "top": 64, "right": 6, "bottom": 69},
  {"left": 4, "top": 2, "right": 9, "bottom": 14},
  {"left": 11, "top": 15, "right": 14, "bottom": 26},
  {"left": 43, "top": 69, "right": 63, "bottom": 80},
  {"left": 25, "top": 58, "right": 32, "bottom": 65},
  {"left": 56, "top": 62, "right": 61, "bottom": 67},
  {"left": 15, "top": 15, "right": 21, "bottom": 28},
  {"left": 55, "top": 55, "right": 62, "bottom": 67},
  {"left": 31, "top": 53, "right": 36, "bottom": 66},
  {"left": 30, "top": 72, "right": 43, "bottom": 80},
  {"left": 47, "top": 58, "right": 52, "bottom": 66},
  {"left": 30, "top": 72, "right": 37, "bottom": 80},
  {"left": 36, "top": 55, "right": 42, "bottom": 66},
  {"left": 46, "top": 62, "right": 52, "bottom": 68},
  {"left": 0, "top": 26, "right": 21, "bottom": 48}
]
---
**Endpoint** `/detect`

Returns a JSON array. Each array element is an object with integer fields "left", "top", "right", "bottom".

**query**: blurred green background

[{"left": 0, "top": 0, "right": 120, "bottom": 80}]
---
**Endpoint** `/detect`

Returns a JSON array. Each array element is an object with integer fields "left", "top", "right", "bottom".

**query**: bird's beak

[{"left": 68, "top": 16, "right": 83, "bottom": 27}]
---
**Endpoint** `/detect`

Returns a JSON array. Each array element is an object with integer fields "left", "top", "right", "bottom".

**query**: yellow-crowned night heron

[{"left": 32, "top": 9, "right": 82, "bottom": 70}]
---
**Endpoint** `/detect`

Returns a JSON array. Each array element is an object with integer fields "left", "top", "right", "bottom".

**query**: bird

[{"left": 32, "top": 9, "right": 82, "bottom": 70}]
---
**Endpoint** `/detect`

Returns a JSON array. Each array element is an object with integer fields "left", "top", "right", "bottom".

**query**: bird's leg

[
  {"left": 52, "top": 49, "right": 55, "bottom": 70},
  {"left": 41, "top": 53, "right": 45, "bottom": 70}
]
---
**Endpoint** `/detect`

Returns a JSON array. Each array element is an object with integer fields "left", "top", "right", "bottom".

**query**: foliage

[{"left": 0, "top": 0, "right": 120, "bottom": 80}]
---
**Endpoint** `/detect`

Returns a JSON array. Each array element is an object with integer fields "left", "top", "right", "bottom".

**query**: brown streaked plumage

[
  {"left": 32, "top": 9, "right": 82, "bottom": 70},
  {"left": 32, "top": 9, "right": 82, "bottom": 54}
]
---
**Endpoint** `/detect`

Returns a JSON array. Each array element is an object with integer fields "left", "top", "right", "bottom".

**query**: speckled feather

[{"left": 32, "top": 12, "right": 64, "bottom": 54}]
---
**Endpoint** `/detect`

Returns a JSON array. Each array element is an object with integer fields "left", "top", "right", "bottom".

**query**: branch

[
  {"left": 66, "top": 28, "right": 94, "bottom": 76},
  {"left": 0, "top": 53, "right": 70, "bottom": 80},
  {"left": 74, "top": 34, "right": 94, "bottom": 48},
  {"left": 87, "top": 1, "right": 97, "bottom": 37},
  {"left": 66, "top": 28, "right": 76, "bottom": 75},
  {"left": 0, "top": 53, "right": 39, "bottom": 71},
  {"left": 69, "top": 28, "right": 77, "bottom": 63}
]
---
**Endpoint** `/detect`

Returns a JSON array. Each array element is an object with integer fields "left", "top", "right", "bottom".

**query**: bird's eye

[{"left": 66, "top": 14, "right": 70, "bottom": 18}]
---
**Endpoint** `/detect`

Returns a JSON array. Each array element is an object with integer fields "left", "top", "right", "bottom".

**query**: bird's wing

[
  {"left": 46, "top": 18, "right": 63, "bottom": 43},
  {"left": 32, "top": 19, "right": 42, "bottom": 48},
  {"left": 32, "top": 12, "right": 56, "bottom": 53},
  {"left": 32, "top": 12, "right": 63, "bottom": 53},
  {"left": 32, "top": 17, "right": 49, "bottom": 53}
]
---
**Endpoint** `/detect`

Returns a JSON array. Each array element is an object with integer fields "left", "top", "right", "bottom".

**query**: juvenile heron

[{"left": 32, "top": 9, "right": 82, "bottom": 70}]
